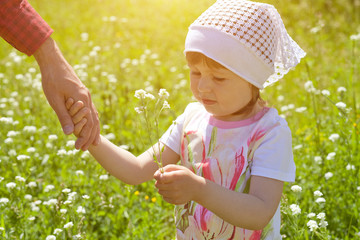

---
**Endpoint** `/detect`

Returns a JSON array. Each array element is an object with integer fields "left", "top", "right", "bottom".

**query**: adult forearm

[
  {"left": 194, "top": 179, "right": 273, "bottom": 230},
  {"left": 88, "top": 136, "right": 156, "bottom": 185}
]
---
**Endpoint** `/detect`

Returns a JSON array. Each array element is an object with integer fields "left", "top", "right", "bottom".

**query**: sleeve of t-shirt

[
  {"left": 0, "top": 0, "right": 53, "bottom": 56},
  {"left": 251, "top": 124, "right": 296, "bottom": 182},
  {"left": 159, "top": 111, "right": 185, "bottom": 155}
]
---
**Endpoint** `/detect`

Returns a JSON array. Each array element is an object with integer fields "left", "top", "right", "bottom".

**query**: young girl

[{"left": 66, "top": 0, "right": 305, "bottom": 239}]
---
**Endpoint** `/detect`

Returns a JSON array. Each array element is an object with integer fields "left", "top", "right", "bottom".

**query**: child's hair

[{"left": 186, "top": 51, "right": 266, "bottom": 116}]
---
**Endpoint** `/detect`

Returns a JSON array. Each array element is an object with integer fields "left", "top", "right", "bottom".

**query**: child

[{"left": 66, "top": 0, "right": 305, "bottom": 239}]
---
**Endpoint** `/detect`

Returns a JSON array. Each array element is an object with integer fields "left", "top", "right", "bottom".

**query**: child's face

[{"left": 188, "top": 58, "right": 254, "bottom": 121}]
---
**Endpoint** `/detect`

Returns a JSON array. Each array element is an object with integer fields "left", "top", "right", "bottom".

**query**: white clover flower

[
  {"left": 328, "top": 133, "right": 340, "bottom": 142},
  {"left": 119, "top": 145, "right": 129, "bottom": 150},
  {"left": 68, "top": 192, "right": 77, "bottom": 200},
  {"left": 27, "top": 182, "right": 37, "bottom": 188},
  {"left": 134, "top": 89, "right": 147, "bottom": 99},
  {"left": 60, "top": 209, "right": 68, "bottom": 214},
  {"left": 26, "top": 147, "right": 36, "bottom": 153},
  {"left": 6, "top": 182, "right": 16, "bottom": 189},
  {"left": 63, "top": 200, "right": 72, "bottom": 205},
  {"left": 304, "top": 81, "right": 316, "bottom": 93},
  {"left": 291, "top": 185, "right": 302, "bottom": 192},
  {"left": 48, "top": 134, "right": 58, "bottom": 140},
  {"left": 350, "top": 33, "right": 360, "bottom": 40},
  {"left": 317, "top": 212, "right": 326, "bottom": 220},
  {"left": 27, "top": 216, "right": 36, "bottom": 221},
  {"left": 99, "top": 175, "right": 109, "bottom": 180},
  {"left": 62, "top": 188, "right": 71, "bottom": 193},
  {"left": 15, "top": 176, "right": 26, "bottom": 182},
  {"left": 162, "top": 100, "right": 170, "bottom": 109},
  {"left": 8, "top": 149, "right": 17, "bottom": 156},
  {"left": 73, "top": 234, "right": 82, "bottom": 239},
  {"left": 81, "top": 151, "right": 90, "bottom": 159},
  {"left": 46, "top": 235, "right": 56, "bottom": 240},
  {"left": 326, "top": 152, "right": 336, "bottom": 160},
  {"left": 335, "top": 102, "right": 346, "bottom": 109},
  {"left": 54, "top": 229, "right": 63, "bottom": 235},
  {"left": 315, "top": 197, "right": 326, "bottom": 203},
  {"left": 57, "top": 149, "right": 67, "bottom": 156},
  {"left": 3, "top": 138, "right": 12, "bottom": 144},
  {"left": 17, "top": 155, "right": 30, "bottom": 161},
  {"left": 0, "top": 198, "right": 9, "bottom": 205},
  {"left": 324, "top": 172, "right": 333, "bottom": 180},
  {"left": 346, "top": 164, "right": 355, "bottom": 171},
  {"left": 145, "top": 93, "right": 155, "bottom": 100},
  {"left": 104, "top": 133, "right": 116, "bottom": 140},
  {"left": 289, "top": 204, "right": 301, "bottom": 215},
  {"left": 314, "top": 156, "right": 322, "bottom": 164},
  {"left": 319, "top": 220, "right": 328, "bottom": 228},
  {"left": 7, "top": 130, "right": 19, "bottom": 137},
  {"left": 158, "top": 88, "right": 170, "bottom": 99},
  {"left": 75, "top": 170, "right": 84, "bottom": 176},
  {"left": 23, "top": 126, "right": 37, "bottom": 133},
  {"left": 357, "top": 186, "right": 360, "bottom": 191},
  {"left": 80, "top": 32, "right": 89, "bottom": 41},
  {"left": 295, "top": 107, "right": 307, "bottom": 113},
  {"left": 31, "top": 206, "right": 40, "bottom": 212},
  {"left": 314, "top": 190, "right": 323, "bottom": 197},
  {"left": 307, "top": 212, "right": 316, "bottom": 218},
  {"left": 307, "top": 220, "right": 319, "bottom": 231},
  {"left": 321, "top": 90, "right": 330, "bottom": 96},
  {"left": 337, "top": 86, "right": 347, "bottom": 93},
  {"left": 64, "top": 221, "right": 74, "bottom": 229},
  {"left": 66, "top": 140, "right": 75, "bottom": 147},
  {"left": 76, "top": 206, "right": 86, "bottom": 214},
  {"left": 24, "top": 194, "right": 32, "bottom": 200},
  {"left": 82, "top": 195, "right": 90, "bottom": 199},
  {"left": 67, "top": 149, "right": 79, "bottom": 156},
  {"left": 47, "top": 199, "right": 58, "bottom": 206},
  {"left": 44, "top": 185, "right": 55, "bottom": 192},
  {"left": 134, "top": 106, "right": 145, "bottom": 114},
  {"left": 0, "top": 117, "right": 14, "bottom": 124}
]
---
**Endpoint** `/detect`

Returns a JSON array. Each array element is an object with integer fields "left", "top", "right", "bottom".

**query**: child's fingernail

[{"left": 63, "top": 125, "right": 73, "bottom": 134}]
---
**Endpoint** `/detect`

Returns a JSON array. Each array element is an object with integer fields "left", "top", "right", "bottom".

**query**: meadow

[{"left": 0, "top": 0, "right": 359, "bottom": 239}]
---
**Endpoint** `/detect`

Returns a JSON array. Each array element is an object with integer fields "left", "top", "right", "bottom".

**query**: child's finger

[
  {"left": 68, "top": 101, "right": 85, "bottom": 117},
  {"left": 72, "top": 107, "right": 90, "bottom": 124},
  {"left": 74, "top": 118, "right": 87, "bottom": 137},
  {"left": 65, "top": 98, "right": 74, "bottom": 110}
]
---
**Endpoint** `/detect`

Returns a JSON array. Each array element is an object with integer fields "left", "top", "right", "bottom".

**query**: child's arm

[
  {"left": 66, "top": 98, "right": 180, "bottom": 185},
  {"left": 154, "top": 164, "right": 283, "bottom": 230}
]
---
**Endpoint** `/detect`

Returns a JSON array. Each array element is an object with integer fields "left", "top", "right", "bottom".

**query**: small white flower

[
  {"left": 315, "top": 197, "right": 326, "bottom": 203},
  {"left": 326, "top": 152, "right": 336, "bottom": 160},
  {"left": 307, "top": 212, "right": 316, "bottom": 218},
  {"left": 319, "top": 220, "right": 328, "bottom": 228},
  {"left": 82, "top": 195, "right": 90, "bottom": 199},
  {"left": 6, "top": 182, "right": 16, "bottom": 189},
  {"left": 119, "top": 145, "right": 129, "bottom": 150},
  {"left": 0, "top": 198, "right": 9, "bottom": 205},
  {"left": 162, "top": 100, "right": 170, "bottom": 109},
  {"left": 60, "top": 209, "right": 68, "bottom": 214},
  {"left": 293, "top": 144, "right": 303, "bottom": 150},
  {"left": 145, "top": 93, "right": 155, "bottom": 100},
  {"left": 23, "top": 126, "right": 37, "bottom": 133},
  {"left": 4, "top": 138, "right": 13, "bottom": 144},
  {"left": 27, "top": 181, "right": 37, "bottom": 188},
  {"left": 62, "top": 188, "right": 71, "bottom": 193},
  {"left": 54, "top": 228, "right": 63, "bottom": 235},
  {"left": 76, "top": 206, "right": 86, "bottom": 214},
  {"left": 7, "top": 130, "right": 19, "bottom": 137},
  {"left": 314, "top": 156, "right": 322, "bottom": 164},
  {"left": 47, "top": 199, "right": 58, "bottom": 206},
  {"left": 75, "top": 170, "right": 84, "bottom": 176},
  {"left": 46, "top": 235, "right": 56, "bottom": 240},
  {"left": 134, "top": 89, "right": 147, "bottom": 99},
  {"left": 335, "top": 102, "right": 346, "bottom": 109},
  {"left": 81, "top": 32, "right": 89, "bottom": 41},
  {"left": 66, "top": 140, "right": 75, "bottom": 147},
  {"left": 57, "top": 149, "right": 67, "bottom": 156},
  {"left": 158, "top": 88, "right": 170, "bottom": 99},
  {"left": 295, "top": 107, "right": 307, "bottom": 113},
  {"left": 324, "top": 172, "right": 333, "bottom": 180},
  {"left": 48, "top": 135, "right": 58, "bottom": 140},
  {"left": 99, "top": 175, "right": 109, "bottom": 180},
  {"left": 64, "top": 221, "right": 74, "bottom": 229},
  {"left": 346, "top": 164, "right": 355, "bottom": 171},
  {"left": 304, "top": 81, "right": 316, "bottom": 93},
  {"left": 63, "top": 200, "right": 72, "bottom": 205},
  {"left": 104, "top": 133, "right": 116, "bottom": 140},
  {"left": 328, "top": 133, "right": 340, "bottom": 142},
  {"left": 73, "top": 234, "right": 82, "bottom": 239},
  {"left": 27, "top": 147, "right": 36, "bottom": 153},
  {"left": 307, "top": 220, "right": 319, "bottom": 231},
  {"left": 289, "top": 204, "right": 301, "bottom": 215},
  {"left": 321, "top": 90, "right": 330, "bottom": 96},
  {"left": 17, "top": 155, "right": 30, "bottom": 161},
  {"left": 8, "top": 149, "right": 17, "bottom": 156},
  {"left": 337, "top": 86, "right": 347, "bottom": 93},
  {"left": 31, "top": 206, "right": 40, "bottom": 212},
  {"left": 357, "top": 186, "right": 360, "bottom": 191},
  {"left": 317, "top": 212, "right": 326, "bottom": 220},
  {"left": 44, "top": 185, "right": 55, "bottom": 192},
  {"left": 314, "top": 190, "right": 323, "bottom": 197},
  {"left": 134, "top": 106, "right": 145, "bottom": 114},
  {"left": 291, "top": 185, "right": 302, "bottom": 192},
  {"left": 28, "top": 216, "right": 35, "bottom": 221},
  {"left": 15, "top": 176, "right": 26, "bottom": 182}
]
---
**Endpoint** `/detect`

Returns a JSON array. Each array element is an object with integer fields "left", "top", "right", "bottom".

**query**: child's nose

[{"left": 197, "top": 76, "right": 212, "bottom": 93}]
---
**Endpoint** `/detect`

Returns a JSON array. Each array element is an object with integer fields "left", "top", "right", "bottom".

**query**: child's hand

[
  {"left": 65, "top": 98, "right": 90, "bottom": 138},
  {"left": 154, "top": 164, "right": 203, "bottom": 205}
]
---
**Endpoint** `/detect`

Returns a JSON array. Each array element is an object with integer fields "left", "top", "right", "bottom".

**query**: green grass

[{"left": 0, "top": 0, "right": 359, "bottom": 239}]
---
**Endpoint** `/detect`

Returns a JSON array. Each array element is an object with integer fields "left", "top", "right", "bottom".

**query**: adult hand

[
  {"left": 154, "top": 164, "right": 204, "bottom": 205},
  {"left": 33, "top": 37, "right": 100, "bottom": 150}
]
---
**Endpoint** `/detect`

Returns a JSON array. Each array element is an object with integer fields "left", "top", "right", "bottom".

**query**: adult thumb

[{"left": 52, "top": 101, "right": 74, "bottom": 135}]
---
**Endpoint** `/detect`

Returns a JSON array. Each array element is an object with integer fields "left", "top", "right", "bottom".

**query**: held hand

[
  {"left": 154, "top": 164, "right": 204, "bottom": 205},
  {"left": 65, "top": 98, "right": 90, "bottom": 137},
  {"left": 33, "top": 38, "right": 100, "bottom": 150}
]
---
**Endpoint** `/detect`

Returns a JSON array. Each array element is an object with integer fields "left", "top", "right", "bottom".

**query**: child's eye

[
  {"left": 191, "top": 71, "right": 201, "bottom": 76},
  {"left": 214, "top": 76, "right": 226, "bottom": 82}
]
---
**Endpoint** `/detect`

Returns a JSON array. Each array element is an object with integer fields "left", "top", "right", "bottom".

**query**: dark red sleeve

[{"left": 0, "top": 0, "right": 53, "bottom": 56}]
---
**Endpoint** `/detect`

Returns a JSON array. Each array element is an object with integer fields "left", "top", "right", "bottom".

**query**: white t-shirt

[{"left": 160, "top": 102, "right": 295, "bottom": 240}]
